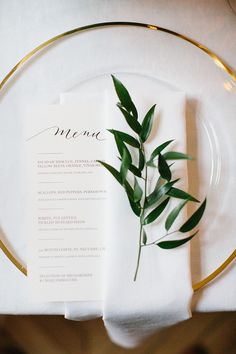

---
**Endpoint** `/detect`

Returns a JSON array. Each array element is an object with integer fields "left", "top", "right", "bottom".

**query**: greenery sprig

[{"left": 98, "top": 75, "right": 207, "bottom": 281}]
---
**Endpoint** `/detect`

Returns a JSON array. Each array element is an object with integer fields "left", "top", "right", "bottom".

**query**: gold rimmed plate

[{"left": 0, "top": 22, "right": 235, "bottom": 290}]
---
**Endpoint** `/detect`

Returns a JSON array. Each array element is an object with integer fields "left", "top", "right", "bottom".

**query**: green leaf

[
  {"left": 167, "top": 188, "right": 199, "bottom": 203},
  {"left": 158, "top": 153, "right": 172, "bottom": 181},
  {"left": 138, "top": 149, "right": 145, "bottom": 171},
  {"left": 114, "top": 134, "right": 132, "bottom": 163},
  {"left": 163, "top": 151, "right": 193, "bottom": 160},
  {"left": 118, "top": 157, "right": 142, "bottom": 178},
  {"left": 98, "top": 160, "right": 141, "bottom": 217},
  {"left": 124, "top": 180, "right": 135, "bottom": 200},
  {"left": 111, "top": 75, "right": 138, "bottom": 118},
  {"left": 128, "top": 197, "right": 141, "bottom": 217},
  {"left": 142, "top": 230, "right": 147, "bottom": 245},
  {"left": 108, "top": 129, "right": 140, "bottom": 148},
  {"left": 117, "top": 104, "right": 141, "bottom": 134},
  {"left": 143, "top": 197, "right": 170, "bottom": 225},
  {"left": 140, "top": 104, "right": 156, "bottom": 143},
  {"left": 148, "top": 140, "right": 174, "bottom": 163},
  {"left": 146, "top": 179, "right": 179, "bottom": 208},
  {"left": 97, "top": 161, "right": 122, "bottom": 185},
  {"left": 179, "top": 198, "right": 207, "bottom": 233},
  {"left": 134, "top": 178, "right": 143, "bottom": 202},
  {"left": 129, "top": 164, "right": 142, "bottom": 178},
  {"left": 114, "top": 133, "right": 125, "bottom": 157},
  {"left": 157, "top": 230, "right": 199, "bottom": 249},
  {"left": 168, "top": 162, "right": 175, "bottom": 168},
  {"left": 120, "top": 146, "right": 131, "bottom": 184},
  {"left": 123, "top": 180, "right": 141, "bottom": 217},
  {"left": 165, "top": 200, "right": 188, "bottom": 231}
]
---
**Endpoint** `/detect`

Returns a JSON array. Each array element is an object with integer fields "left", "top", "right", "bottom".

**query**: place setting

[{"left": 0, "top": 11, "right": 235, "bottom": 349}]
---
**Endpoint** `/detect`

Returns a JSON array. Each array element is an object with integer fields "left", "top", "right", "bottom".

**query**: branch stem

[
  {"left": 134, "top": 143, "right": 147, "bottom": 281},
  {"left": 134, "top": 222, "right": 143, "bottom": 281}
]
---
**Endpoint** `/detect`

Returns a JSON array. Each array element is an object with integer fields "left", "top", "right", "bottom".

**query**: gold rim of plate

[{"left": 0, "top": 21, "right": 235, "bottom": 291}]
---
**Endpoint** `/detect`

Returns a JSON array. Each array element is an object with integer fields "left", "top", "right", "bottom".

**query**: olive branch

[{"left": 98, "top": 75, "right": 206, "bottom": 281}]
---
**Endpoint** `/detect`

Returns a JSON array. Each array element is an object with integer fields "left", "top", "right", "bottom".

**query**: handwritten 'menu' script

[{"left": 26, "top": 125, "right": 106, "bottom": 142}]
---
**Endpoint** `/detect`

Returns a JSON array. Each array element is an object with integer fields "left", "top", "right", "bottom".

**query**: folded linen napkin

[
  {"left": 61, "top": 81, "right": 193, "bottom": 347},
  {"left": 102, "top": 86, "right": 193, "bottom": 347}
]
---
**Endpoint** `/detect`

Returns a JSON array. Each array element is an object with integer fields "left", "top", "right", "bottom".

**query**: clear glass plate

[{"left": 0, "top": 24, "right": 235, "bottom": 277}]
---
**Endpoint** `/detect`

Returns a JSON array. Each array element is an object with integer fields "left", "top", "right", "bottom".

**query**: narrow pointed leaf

[
  {"left": 98, "top": 161, "right": 141, "bottom": 217},
  {"left": 108, "top": 129, "right": 140, "bottom": 148},
  {"left": 165, "top": 200, "right": 188, "bottom": 231},
  {"left": 163, "top": 151, "right": 193, "bottom": 160},
  {"left": 117, "top": 104, "right": 141, "bottom": 134},
  {"left": 143, "top": 197, "right": 170, "bottom": 225},
  {"left": 179, "top": 199, "right": 207, "bottom": 233},
  {"left": 140, "top": 104, "right": 156, "bottom": 142},
  {"left": 144, "top": 176, "right": 164, "bottom": 206},
  {"left": 146, "top": 179, "right": 179, "bottom": 208},
  {"left": 143, "top": 230, "right": 147, "bottom": 245},
  {"left": 120, "top": 147, "right": 131, "bottom": 184},
  {"left": 139, "top": 149, "right": 145, "bottom": 171},
  {"left": 118, "top": 157, "right": 142, "bottom": 178},
  {"left": 167, "top": 188, "right": 199, "bottom": 203},
  {"left": 168, "top": 162, "right": 175, "bottom": 168},
  {"left": 124, "top": 180, "right": 135, "bottom": 200},
  {"left": 130, "top": 164, "right": 142, "bottom": 177},
  {"left": 148, "top": 140, "right": 174, "bottom": 163},
  {"left": 114, "top": 133, "right": 125, "bottom": 157},
  {"left": 114, "top": 134, "right": 132, "bottom": 163},
  {"left": 124, "top": 180, "right": 141, "bottom": 216},
  {"left": 158, "top": 153, "right": 172, "bottom": 181},
  {"left": 124, "top": 180, "right": 142, "bottom": 210},
  {"left": 97, "top": 161, "right": 122, "bottom": 185},
  {"left": 131, "top": 103, "right": 138, "bottom": 120},
  {"left": 111, "top": 75, "right": 138, "bottom": 118},
  {"left": 128, "top": 197, "right": 141, "bottom": 217},
  {"left": 157, "top": 230, "right": 199, "bottom": 249},
  {"left": 134, "top": 178, "right": 143, "bottom": 202}
]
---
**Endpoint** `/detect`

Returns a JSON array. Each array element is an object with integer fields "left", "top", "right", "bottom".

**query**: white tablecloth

[{"left": 0, "top": 0, "right": 235, "bottom": 319}]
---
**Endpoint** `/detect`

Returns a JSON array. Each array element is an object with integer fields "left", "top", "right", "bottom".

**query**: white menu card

[{"left": 25, "top": 95, "right": 108, "bottom": 302}]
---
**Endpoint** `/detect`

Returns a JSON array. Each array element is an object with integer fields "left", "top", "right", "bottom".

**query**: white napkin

[
  {"left": 102, "top": 88, "right": 193, "bottom": 347},
  {"left": 61, "top": 83, "right": 193, "bottom": 347}
]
